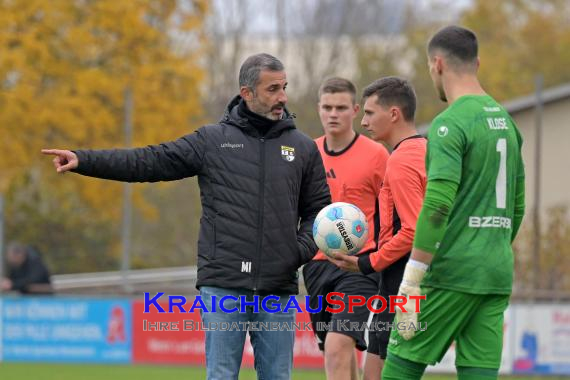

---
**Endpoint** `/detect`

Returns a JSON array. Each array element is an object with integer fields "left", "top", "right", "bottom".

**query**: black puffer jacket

[
  {"left": 74, "top": 96, "right": 331, "bottom": 294},
  {"left": 8, "top": 249, "right": 52, "bottom": 293}
]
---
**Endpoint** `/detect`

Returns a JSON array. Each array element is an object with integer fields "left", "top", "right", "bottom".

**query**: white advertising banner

[
  {"left": 426, "top": 303, "right": 570, "bottom": 375},
  {"left": 511, "top": 304, "right": 570, "bottom": 375}
]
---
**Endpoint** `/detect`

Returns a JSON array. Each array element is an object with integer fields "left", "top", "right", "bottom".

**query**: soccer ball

[{"left": 312, "top": 202, "right": 368, "bottom": 257}]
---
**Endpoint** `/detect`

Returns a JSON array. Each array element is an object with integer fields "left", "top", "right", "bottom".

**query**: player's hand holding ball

[{"left": 312, "top": 202, "right": 368, "bottom": 257}]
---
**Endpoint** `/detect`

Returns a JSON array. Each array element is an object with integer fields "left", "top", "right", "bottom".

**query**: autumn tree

[
  {"left": 462, "top": 0, "right": 570, "bottom": 102},
  {"left": 0, "top": 0, "right": 208, "bottom": 273}
]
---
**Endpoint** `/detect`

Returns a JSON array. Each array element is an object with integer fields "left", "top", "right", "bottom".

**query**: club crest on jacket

[{"left": 281, "top": 146, "right": 295, "bottom": 162}]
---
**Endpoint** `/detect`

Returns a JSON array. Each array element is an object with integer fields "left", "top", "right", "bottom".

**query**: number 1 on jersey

[{"left": 496, "top": 138, "right": 507, "bottom": 209}]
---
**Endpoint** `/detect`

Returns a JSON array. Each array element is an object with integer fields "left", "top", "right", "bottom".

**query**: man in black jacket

[
  {"left": 2, "top": 242, "right": 53, "bottom": 294},
  {"left": 43, "top": 53, "right": 331, "bottom": 380}
]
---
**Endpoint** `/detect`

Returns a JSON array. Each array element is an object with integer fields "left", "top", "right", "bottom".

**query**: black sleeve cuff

[
  {"left": 358, "top": 254, "right": 376, "bottom": 275},
  {"left": 71, "top": 150, "right": 85, "bottom": 173},
  {"left": 297, "top": 239, "right": 317, "bottom": 267}
]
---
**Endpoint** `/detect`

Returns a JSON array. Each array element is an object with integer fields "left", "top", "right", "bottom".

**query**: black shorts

[
  {"left": 366, "top": 256, "right": 408, "bottom": 358},
  {"left": 303, "top": 259, "right": 379, "bottom": 351}
]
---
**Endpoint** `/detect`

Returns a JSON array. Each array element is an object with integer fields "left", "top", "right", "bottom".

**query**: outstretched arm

[{"left": 42, "top": 131, "right": 206, "bottom": 182}]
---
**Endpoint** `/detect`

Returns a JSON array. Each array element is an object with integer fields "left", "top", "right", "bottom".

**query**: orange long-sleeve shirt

[
  {"left": 358, "top": 136, "right": 427, "bottom": 273},
  {"left": 313, "top": 133, "right": 389, "bottom": 260}
]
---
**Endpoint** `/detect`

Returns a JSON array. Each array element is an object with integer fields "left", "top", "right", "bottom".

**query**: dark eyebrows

[
  {"left": 319, "top": 104, "right": 351, "bottom": 110},
  {"left": 267, "top": 81, "right": 287, "bottom": 90}
]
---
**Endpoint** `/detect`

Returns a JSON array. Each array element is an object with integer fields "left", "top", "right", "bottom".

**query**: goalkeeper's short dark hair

[{"left": 428, "top": 25, "right": 478, "bottom": 69}]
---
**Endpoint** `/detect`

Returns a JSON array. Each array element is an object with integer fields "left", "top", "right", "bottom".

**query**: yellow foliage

[
  {"left": 0, "top": 0, "right": 209, "bottom": 218},
  {"left": 462, "top": 0, "right": 570, "bottom": 102},
  {"left": 401, "top": 0, "right": 570, "bottom": 125}
]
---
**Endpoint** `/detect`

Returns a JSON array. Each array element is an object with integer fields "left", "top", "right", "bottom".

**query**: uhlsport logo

[
  {"left": 220, "top": 142, "right": 244, "bottom": 149},
  {"left": 437, "top": 126, "right": 448, "bottom": 137},
  {"left": 281, "top": 146, "right": 295, "bottom": 162}
]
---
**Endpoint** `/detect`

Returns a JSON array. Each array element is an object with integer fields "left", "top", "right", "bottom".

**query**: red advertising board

[
  {"left": 132, "top": 300, "right": 206, "bottom": 365},
  {"left": 132, "top": 298, "right": 328, "bottom": 368}
]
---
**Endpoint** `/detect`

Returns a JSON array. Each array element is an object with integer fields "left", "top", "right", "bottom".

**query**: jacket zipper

[
  {"left": 212, "top": 211, "right": 218, "bottom": 260},
  {"left": 253, "top": 137, "right": 265, "bottom": 293}
]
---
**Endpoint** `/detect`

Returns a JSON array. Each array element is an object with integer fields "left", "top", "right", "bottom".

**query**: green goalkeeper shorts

[{"left": 387, "top": 287, "right": 509, "bottom": 369}]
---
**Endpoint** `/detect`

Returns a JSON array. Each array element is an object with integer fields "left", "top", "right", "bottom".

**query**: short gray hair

[{"left": 238, "top": 53, "right": 284, "bottom": 90}]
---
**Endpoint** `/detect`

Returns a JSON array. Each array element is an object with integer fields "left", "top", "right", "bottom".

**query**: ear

[
  {"left": 435, "top": 56, "right": 444, "bottom": 75},
  {"left": 390, "top": 106, "right": 401, "bottom": 123},
  {"left": 240, "top": 86, "right": 254, "bottom": 102},
  {"left": 353, "top": 103, "right": 360, "bottom": 114}
]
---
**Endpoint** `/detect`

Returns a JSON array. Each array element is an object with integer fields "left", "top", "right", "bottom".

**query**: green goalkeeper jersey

[{"left": 422, "top": 95, "right": 525, "bottom": 295}]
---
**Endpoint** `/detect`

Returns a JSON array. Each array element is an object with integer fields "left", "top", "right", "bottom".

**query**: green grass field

[{"left": 0, "top": 363, "right": 567, "bottom": 380}]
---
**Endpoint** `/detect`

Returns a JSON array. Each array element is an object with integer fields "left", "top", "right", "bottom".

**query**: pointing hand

[{"left": 41, "top": 149, "right": 78, "bottom": 173}]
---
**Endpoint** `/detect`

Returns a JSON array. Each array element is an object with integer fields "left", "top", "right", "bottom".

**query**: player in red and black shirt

[
  {"left": 303, "top": 77, "right": 389, "bottom": 380},
  {"left": 331, "top": 77, "right": 426, "bottom": 380}
]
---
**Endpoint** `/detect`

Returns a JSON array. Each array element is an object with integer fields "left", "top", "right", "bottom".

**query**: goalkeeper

[{"left": 382, "top": 25, "right": 526, "bottom": 380}]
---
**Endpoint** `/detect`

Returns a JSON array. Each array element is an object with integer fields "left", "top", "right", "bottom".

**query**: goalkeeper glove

[{"left": 396, "top": 259, "right": 428, "bottom": 340}]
